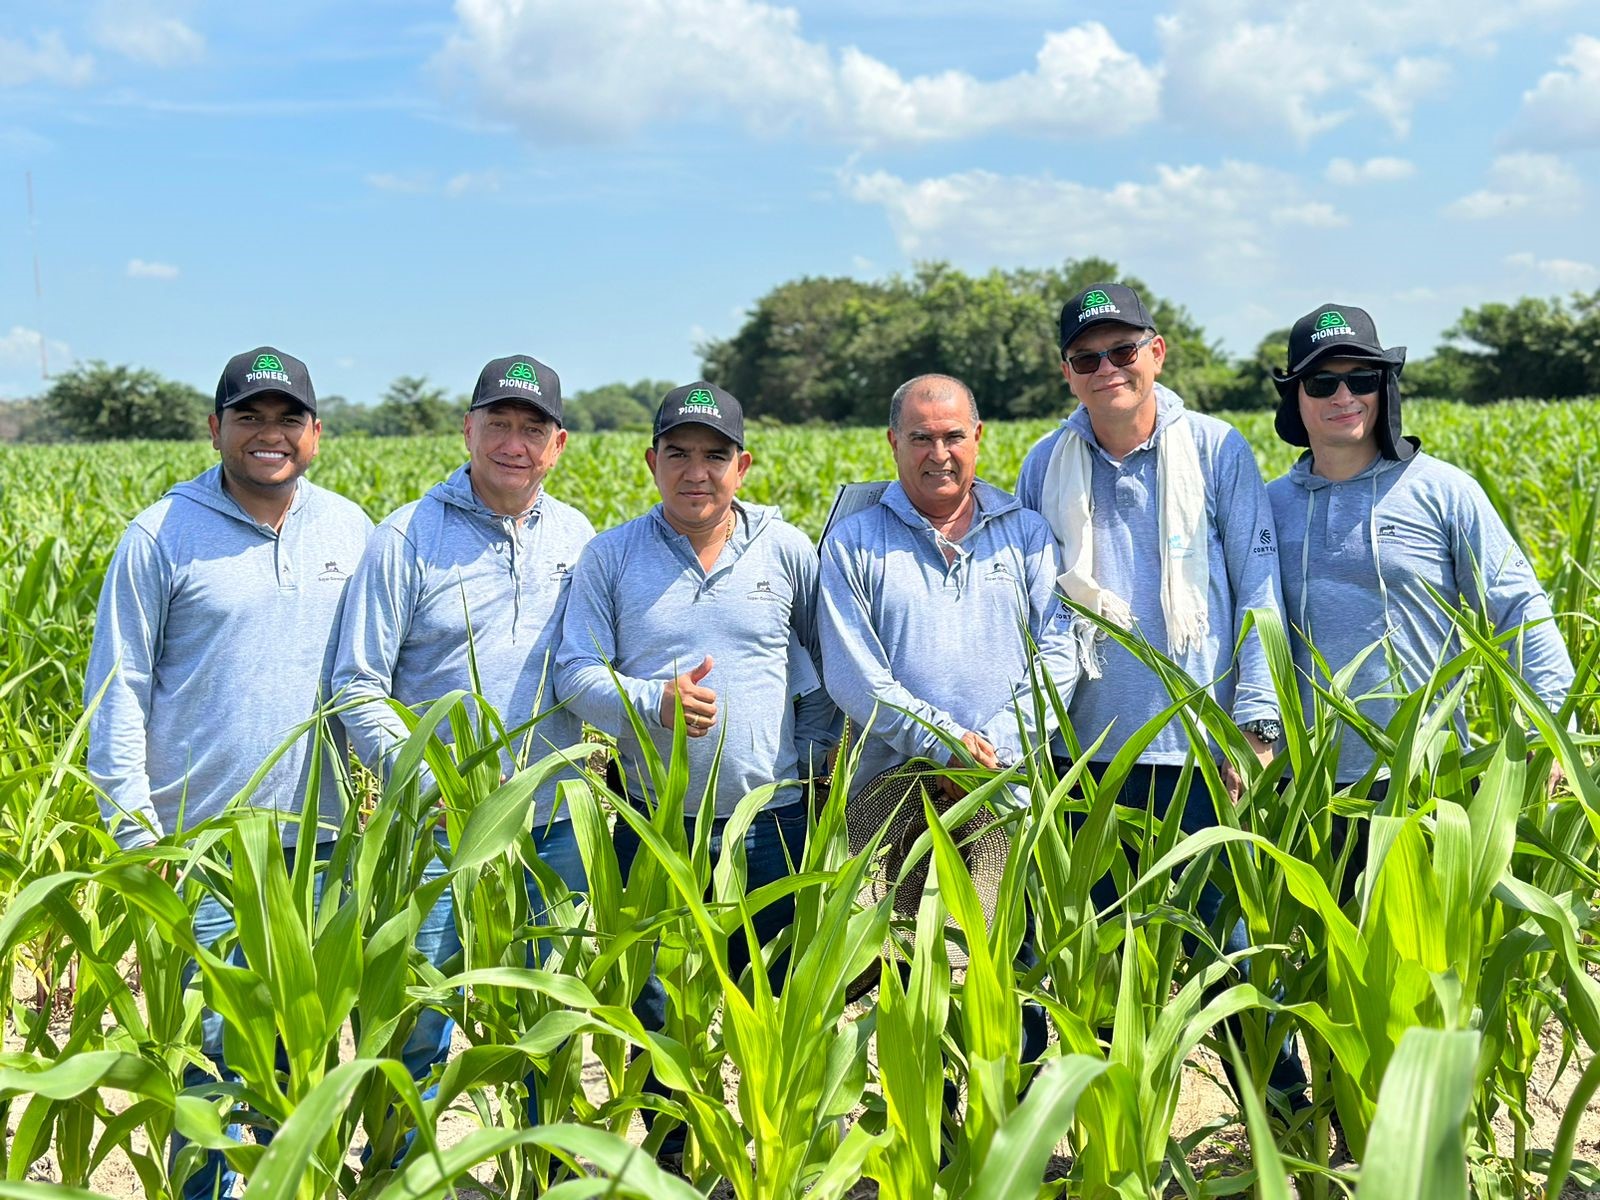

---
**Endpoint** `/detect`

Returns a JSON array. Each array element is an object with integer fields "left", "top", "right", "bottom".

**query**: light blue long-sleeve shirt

[
  {"left": 1015, "top": 386, "right": 1284, "bottom": 764},
  {"left": 1267, "top": 449, "right": 1575, "bottom": 782},
  {"left": 817, "top": 480, "right": 1080, "bottom": 797},
  {"left": 554, "top": 501, "right": 838, "bottom": 817},
  {"left": 331, "top": 465, "right": 595, "bottom": 822},
  {"left": 85, "top": 466, "right": 374, "bottom": 849}
]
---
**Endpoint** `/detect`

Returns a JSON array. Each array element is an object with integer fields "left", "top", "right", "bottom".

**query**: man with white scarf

[
  {"left": 1017, "top": 282, "right": 1285, "bottom": 792},
  {"left": 1017, "top": 282, "right": 1305, "bottom": 1103}
]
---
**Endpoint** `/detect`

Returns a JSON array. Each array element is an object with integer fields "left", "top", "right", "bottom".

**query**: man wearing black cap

[
  {"left": 333, "top": 354, "right": 595, "bottom": 1135},
  {"left": 1016, "top": 285, "right": 1305, "bottom": 1104},
  {"left": 1267, "top": 305, "right": 1573, "bottom": 793},
  {"left": 86, "top": 346, "right": 373, "bottom": 1198},
  {"left": 555, "top": 381, "right": 838, "bottom": 1164}
]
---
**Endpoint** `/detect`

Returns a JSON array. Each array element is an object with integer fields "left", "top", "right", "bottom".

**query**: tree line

[{"left": 4, "top": 258, "right": 1597, "bottom": 443}]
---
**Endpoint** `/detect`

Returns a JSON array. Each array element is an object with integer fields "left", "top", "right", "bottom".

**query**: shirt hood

[
  {"left": 879, "top": 477, "right": 1020, "bottom": 533},
  {"left": 1062, "top": 382, "right": 1187, "bottom": 453},
  {"left": 167, "top": 464, "right": 309, "bottom": 528},
  {"left": 1283, "top": 448, "right": 1412, "bottom": 492},
  {"left": 430, "top": 463, "right": 546, "bottom": 523}
]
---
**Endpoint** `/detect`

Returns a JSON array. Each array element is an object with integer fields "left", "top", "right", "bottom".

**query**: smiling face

[
  {"left": 209, "top": 394, "right": 320, "bottom": 500},
  {"left": 1297, "top": 356, "right": 1383, "bottom": 459},
  {"left": 1059, "top": 321, "right": 1166, "bottom": 437},
  {"left": 888, "top": 382, "right": 982, "bottom": 519},
  {"left": 463, "top": 401, "right": 567, "bottom": 516},
  {"left": 647, "top": 423, "right": 752, "bottom": 535}
]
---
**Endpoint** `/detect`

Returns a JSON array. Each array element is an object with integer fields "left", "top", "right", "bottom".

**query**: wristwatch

[{"left": 1239, "top": 718, "right": 1283, "bottom": 745}]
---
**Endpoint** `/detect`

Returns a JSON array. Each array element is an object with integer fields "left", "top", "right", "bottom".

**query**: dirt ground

[{"left": 7, "top": 962, "right": 1600, "bottom": 1198}]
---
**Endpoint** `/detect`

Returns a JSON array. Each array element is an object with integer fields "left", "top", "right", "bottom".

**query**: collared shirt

[
  {"left": 86, "top": 466, "right": 374, "bottom": 849},
  {"left": 1016, "top": 385, "right": 1283, "bottom": 763},
  {"left": 554, "top": 501, "right": 838, "bottom": 817},
  {"left": 332, "top": 464, "right": 595, "bottom": 822},
  {"left": 818, "top": 479, "right": 1079, "bottom": 797}
]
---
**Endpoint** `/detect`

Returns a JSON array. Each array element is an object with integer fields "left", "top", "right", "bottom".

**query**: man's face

[
  {"left": 647, "top": 424, "right": 751, "bottom": 532},
  {"left": 1059, "top": 322, "right": 1166, "bottom": 426},
  {"left": 208, "top": 395, "right": 320, "bottom": 494},
  {"left": 463, "top": 402, "right": 567, "bottom": 504},
  {"left": 1297, "top": 356, "right": 1383, "bottom": 456},
  {"left": 888, "top": 385, "right": 982, "bottom": 514}
]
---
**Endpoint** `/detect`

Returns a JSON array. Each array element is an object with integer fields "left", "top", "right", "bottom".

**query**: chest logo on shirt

[
  {"left": 983, "top": 561, "right": 1017, "bottom": 584},
  {"left": 1251, "top": 527, "right": 1276, "bottom": 556},
  {"left": 549, "top": 561, "right": 573, "bottom": 583},
  {"left": 747, "top": 579, "right": 781, "bottom": 601},
  {"left": 317, "top": 560, "right": 348, "bottom": 582},
  {"left": 1377, "top": 523, "right": 1397, "bottom": 538}
]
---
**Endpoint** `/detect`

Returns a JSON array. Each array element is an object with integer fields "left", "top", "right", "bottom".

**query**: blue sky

[{"left": 2, "top": 0, "right": 1596, "bottom": 405}]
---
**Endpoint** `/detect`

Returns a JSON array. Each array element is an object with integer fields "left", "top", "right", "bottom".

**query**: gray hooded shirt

[
  {"left": 1267, "top": 449, "right": 1574, "bottom": 782},
  {"left": 554, "top": 501, "right": 838, "bottom": 818},
  {"left": 332, "top": 465, "right": 595, "bottom": 821},
  {"left": 85, "top": 466, "right": 374, "bottom": 849},
  {"left": 1016, "top": 385, "right": 1284, "bottom": 764}
]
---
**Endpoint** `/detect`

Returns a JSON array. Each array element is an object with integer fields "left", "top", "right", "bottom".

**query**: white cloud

[
  {"left": 434, "top": 0, "right": 1159, "bottom": 143},
  {"left": 127, "top": 258, "right": 179, "bottom": 280},
  {"left": 0, "top": 32, "right": 93, "bottom": 88},
  {"left": 1446, "top": 152, "right": 1583, "bottom": 219},
  {"left": 0, "top": 325, "right": 72, "bottom": 372},
  {"left": 91, "top": 4, "right": 205, "bottom": 67},
  {"left": 443, "top": 169, "right": 501, "bottom": 197},
  {"left": 1504, "top": 251, "right": 1600, "bottom": 289},
  {"left": 842, "top": 160, "right": 1329, "bottom": 270},
  {"left": 1515, "top": 34, "right": 1600, "bottom": 149},
  {"left": 365, "top": 172, "right": 433, "bottom": 194},
  {"left": 366, "top": 170, "right": 502, "bottom": 197},
  {"left": 1326, "top": 156, "right": 1416, "bottom": 185},
  {"left": 1155, "top": 0, "right": 1570, "bottom": 141}
]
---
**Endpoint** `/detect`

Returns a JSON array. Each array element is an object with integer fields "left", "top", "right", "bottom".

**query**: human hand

[
  {"left": 661, "top": 655, "right": 718, "bottom": 737},
  {"left": 942, "top": 731, "right": 999, "bottom": 799}
]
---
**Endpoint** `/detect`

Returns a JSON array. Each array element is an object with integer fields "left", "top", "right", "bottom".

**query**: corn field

[{"left": 1, "top": 399, "right": 1598, "bottom": 1198}]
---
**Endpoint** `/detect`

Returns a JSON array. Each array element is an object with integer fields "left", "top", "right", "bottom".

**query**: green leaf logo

[
  {"left": 1316, "top": 311, "right": 1346, "bottom": 330},
  {"left": 684, "top": 388, "right": 717, "bottom": 407},
  {"left": 507, "top": 362, "right": 537, "bottom": 381},
  {"left": 1082, "top": 290, "right": 1111, "bottom": 309},
  {"left": 252, "top": 354, "right": 283, "bottom": 372}
]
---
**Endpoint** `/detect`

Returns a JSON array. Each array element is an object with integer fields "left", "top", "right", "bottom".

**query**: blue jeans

[
  {"left": 1075, "top": 762, "right": 1306, "bottom": 1099},
  {"left": 172, "top": 840, "right": 335, "bottom": 1200},
  {"left": 393, "top": 818, "right": 588, "bottom": 1146},
  {"left": 612, "top": 799, "right": 808, "bottom": 1155}
]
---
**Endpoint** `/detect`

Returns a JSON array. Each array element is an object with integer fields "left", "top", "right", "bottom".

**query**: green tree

[
  {"left": 370, "top": 375, "right": 464, "bottom": 437},
  {"left": 1208, "top": 327, "right": 1291, "bottom": 412},
  {"left": 1427, "top": 292, "right": 1600, "bottom": 402},
  {"left": 566, "top": 379, "right": 670, "bottom": 432},
  {"left": 39, "top": 361, "right": 209, "bottom": 441}
]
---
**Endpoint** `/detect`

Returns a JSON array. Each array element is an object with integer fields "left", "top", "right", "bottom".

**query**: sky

[{"left": 1, "top": 0, "right": 1597, "bottom": 405}]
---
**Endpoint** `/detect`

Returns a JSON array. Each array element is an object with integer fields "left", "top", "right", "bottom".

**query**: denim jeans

[
  {"left": 611, "top": 799, "right": 808, "bottom": 1155},
  {"left": 172, "top": 840, "right": 335, "bottom": 1200},
  {"left": 1072, "top": 761, "right": 1308, "bottom": 1099}
]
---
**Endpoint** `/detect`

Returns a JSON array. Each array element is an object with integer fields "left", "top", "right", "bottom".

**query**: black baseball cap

[
  {"left": 470, "top": 355, "right": 562, "bottom": 425},
  {"left": 1059, "top": 283, "right": 1156, "bottom": 351},
  {"left": 215, "top": 346, "right": 316, "bottom": 415},
  {"left": 653, "top": 381, "right": 745, "bottom": 448},
  {"left": 1277, "top": 304, "right": 1403, "bottom": 378}
]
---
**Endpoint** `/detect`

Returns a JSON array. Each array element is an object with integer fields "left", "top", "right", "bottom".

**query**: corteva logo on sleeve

[
  {"left": 1078, "top": 289, "right": 1119, "bottom": 322},
  {"left": 500, "top": 362, "right": 543, "bottom": 395},
  {"left": 1311, "top": 311, "right": 1354, "bottom": 343},
  {"left": 246, "top": 353, "right": 291, "bottom": 385}
]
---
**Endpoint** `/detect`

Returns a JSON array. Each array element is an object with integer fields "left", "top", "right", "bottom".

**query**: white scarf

[{"left": 1039, "top": 407, "right": 1210, "bottom": 677}]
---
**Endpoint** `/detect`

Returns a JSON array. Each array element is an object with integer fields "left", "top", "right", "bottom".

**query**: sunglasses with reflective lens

[
  {"left": 1065, "top": 334, "right": 1155, "bottom": 375},
  {"left": 1303, "top": 369, "right": 1383, "bottom": 399}
]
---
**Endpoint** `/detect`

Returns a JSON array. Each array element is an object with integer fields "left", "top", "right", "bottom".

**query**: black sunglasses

[
  {"left": 1302, "top": 369, "right": 1383, "bottom": 399},
  {"left": 1065, "top": 334, "right": 1155, "bottom": 376}
]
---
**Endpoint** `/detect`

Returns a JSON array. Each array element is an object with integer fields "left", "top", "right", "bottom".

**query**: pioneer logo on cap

[
  {"left": 500, "top": 361, "right": 543, "bottom": 395},
  {"left": 679, "top": 387, "right": 720, "bottom": 417},
  {"left": 1078, "top": 288, "right": 1120, "bottom": 322},
  {"left": 246, "top": 352, "right": 292, "bottom": 385},
  {"left": 1310, "top": 310, "right": 1355, "bottom": 343}
]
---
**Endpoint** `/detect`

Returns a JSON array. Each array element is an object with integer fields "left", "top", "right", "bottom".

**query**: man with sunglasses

[
  {"left": 1018, "top": 282, "right": 1285, "bottom": 790},
  {"left": 1266, "top": 304, "right": 1573, "bottom": 796},
  {"left": 1017, "top": 283, "right": 1305, "bottom": 1106}
]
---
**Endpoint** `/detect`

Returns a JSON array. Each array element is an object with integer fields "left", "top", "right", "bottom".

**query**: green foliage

[
  {"left": 699, "top": 258, "right": 1234, "bottom": 423},
  {"left": 564, "top": 379, "right": 672, "bottom": 433},
  {"left": 1425, "top": 290, "right": 1600, "bottom": 403},
  {"left": 368, "top": 376, "right": 465, "bottom": 438},
  {"left": 39, "top": 362, "right": 209, "bottom": 442}
]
